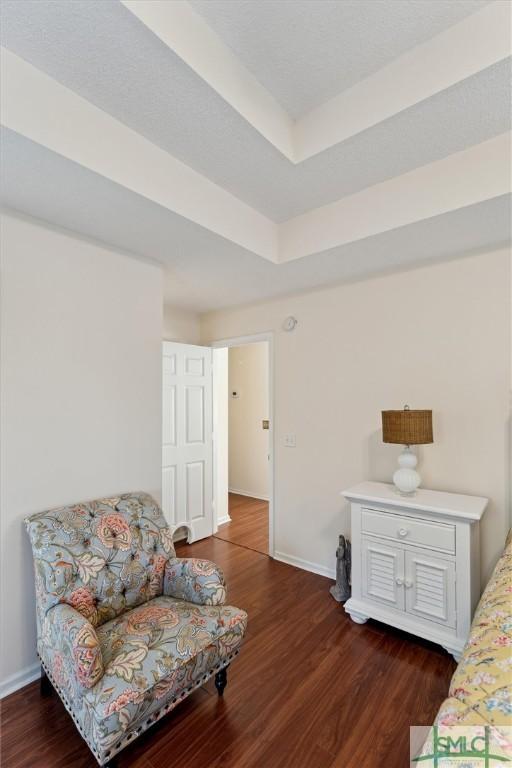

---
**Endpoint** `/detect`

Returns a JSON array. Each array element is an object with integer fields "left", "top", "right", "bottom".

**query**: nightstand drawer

[{"left": 362, "top": 508, "right": 455, "bottom": 553}]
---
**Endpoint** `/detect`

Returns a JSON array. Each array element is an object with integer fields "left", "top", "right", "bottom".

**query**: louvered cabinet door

[
  {"left": 362, "top": 538, "right": 405, "bottom": 610},
  {"left": 405, "top": 551, "right": 456, "bottom": 628}
]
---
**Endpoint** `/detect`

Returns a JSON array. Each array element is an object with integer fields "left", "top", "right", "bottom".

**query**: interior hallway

[{"left": 214, "top": 492, "right": 269, "bottom": 555}]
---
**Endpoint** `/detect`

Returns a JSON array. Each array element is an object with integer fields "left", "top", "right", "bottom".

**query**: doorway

[
  {"left": 161, "top": 336, "right": 273, "bottom": 555},
  {"left": 212, "top": 334, "right": 273, "bottom": 556}
]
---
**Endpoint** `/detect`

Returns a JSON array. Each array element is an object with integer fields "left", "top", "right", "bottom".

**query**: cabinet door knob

[
  {"left": 405, "top": 579, "right": 413, "bottom": 589},
  {"left": 398, "top": 528, "right": 409, "bottom": 537},
  {"left": 395, "top": 577, "right": 404, "bottom": 586}
]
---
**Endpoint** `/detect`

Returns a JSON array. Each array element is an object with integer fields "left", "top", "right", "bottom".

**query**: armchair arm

[
  {"left": 43, "top": 603, "right": 104, "bottom": 692},
  {"left": 164, "top": 558, "right": 226, "bottom": 606}
]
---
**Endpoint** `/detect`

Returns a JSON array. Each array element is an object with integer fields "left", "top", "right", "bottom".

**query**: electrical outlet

[{"left": 284, "top": 433, "right": 296, "bottom": 447}]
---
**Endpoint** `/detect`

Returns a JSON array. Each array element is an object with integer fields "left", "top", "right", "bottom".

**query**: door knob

[
  {"left": 395, "top": 577, "right": 404, "bottom": 586},
  {"left": 398, "top": 528, "right": 409, "bottom": 537},
  {"left": 405, "top": 579, "right": 413, "bottom": 589}
]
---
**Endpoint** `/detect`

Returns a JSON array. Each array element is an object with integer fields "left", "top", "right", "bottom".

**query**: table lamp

[{"left": 381, "top": 405, "right": 433, "bottom": 495}]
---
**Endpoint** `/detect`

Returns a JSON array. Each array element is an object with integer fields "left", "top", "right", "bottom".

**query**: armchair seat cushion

[{"left": 81, "top": 596, "right": 247, "bottom": 745}]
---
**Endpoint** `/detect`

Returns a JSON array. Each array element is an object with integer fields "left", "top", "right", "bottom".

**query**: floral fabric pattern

[
  {"left": 164, "top": 557, "right": 227, "bottom": 605},
  {"left": 25, "top": 493, "right": 247, "bottom": 766},
  {"left": 426, "top": 533, "right": 512, "bottom": 754},
  {"left": 43, "top": 602, "right": 104, "bottom": 696},
  {"left": 87, "top": 596, "right": 247, "bottom": 727},
  {"left": 25, "top": 492, "right": 176, "bottom": 631}
]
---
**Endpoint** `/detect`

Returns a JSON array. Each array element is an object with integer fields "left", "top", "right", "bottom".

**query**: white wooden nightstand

[{"left": 342, "top": 481, "right": 488, "bottom": 660}]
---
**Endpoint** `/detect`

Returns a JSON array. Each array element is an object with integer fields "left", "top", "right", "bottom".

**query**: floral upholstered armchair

[{"left": 25, "top": 492, "right": 247, "bottom": 766}]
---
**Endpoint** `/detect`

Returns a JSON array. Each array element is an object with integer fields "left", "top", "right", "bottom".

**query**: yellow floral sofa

[{"left": 426, "top": 531, "right": 512, "bottom": 756}]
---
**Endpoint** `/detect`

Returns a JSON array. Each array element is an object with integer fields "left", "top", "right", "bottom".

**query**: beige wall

[
  {"left": 0, "top": 212, "right": 163, "bottom": 696},
  {"left": 202, "top": 249, "right": 511, "bottom": 584},
  {"left": 163, "top": 305, "right": 200, "bottom": 344},
  {"left": 228, "top": 343, "right": 269, "bottom": 500}
]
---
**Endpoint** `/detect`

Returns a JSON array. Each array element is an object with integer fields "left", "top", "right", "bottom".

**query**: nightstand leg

[{"left": 348, "top": 610, "right": 369, "bottom": 624}]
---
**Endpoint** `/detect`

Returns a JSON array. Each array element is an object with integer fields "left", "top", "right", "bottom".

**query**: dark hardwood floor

[
  {"left": 1, "top": 535, "right": 455, "bottom": 768},
  {"left": 214, "top": 493, "right": 269, "bottom": 554}
]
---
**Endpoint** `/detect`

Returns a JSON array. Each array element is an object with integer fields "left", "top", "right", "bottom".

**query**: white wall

[
  {"left": 201, "top": 250, "right": 511, "bottom": 585},
  {"left": 228, "top": 343, "right": 269, "bottom": 500},
  {"left": 0, "top": 211, "right": 163, "bottom": 696},
  {"left": 163, "top": 304, "right": 201, "bottom": 344}
]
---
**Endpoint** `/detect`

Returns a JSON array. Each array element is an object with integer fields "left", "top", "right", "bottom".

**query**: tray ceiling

[
  {"left": 190, "top": 0, "right": 488, "bottom": 118},
  {"left": 1, "top": 0, "right": 510, "bottom": 311}
]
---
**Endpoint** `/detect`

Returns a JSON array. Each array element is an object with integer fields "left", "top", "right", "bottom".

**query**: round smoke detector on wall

[{"left": 282, "top": 316, "right": 298, "bottom": 332}]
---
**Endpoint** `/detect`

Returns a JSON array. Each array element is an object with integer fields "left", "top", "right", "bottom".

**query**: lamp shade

[{"left": 382, "top": 406, "right": 433, "bottom": 445}]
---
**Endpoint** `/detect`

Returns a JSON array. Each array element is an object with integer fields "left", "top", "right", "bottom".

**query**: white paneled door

[{"left": 162, "top": 342, "right": 213, "bottom": 542}]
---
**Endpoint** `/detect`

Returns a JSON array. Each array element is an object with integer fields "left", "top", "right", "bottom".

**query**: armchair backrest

[{"left": 25, "top": 492, "right": 176, "bottom": 632}]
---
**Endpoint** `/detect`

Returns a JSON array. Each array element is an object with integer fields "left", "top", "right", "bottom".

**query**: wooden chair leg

[
  {"left": 214, "top": 665, "right": 228, "bottom": 696},
  {"left": 40, "top": 666, "right": 52, "bottom": 697}
]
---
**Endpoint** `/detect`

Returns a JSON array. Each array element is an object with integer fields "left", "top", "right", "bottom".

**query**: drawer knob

[{"left": 398, "top": 528, "right": 409, "bottom": 537}]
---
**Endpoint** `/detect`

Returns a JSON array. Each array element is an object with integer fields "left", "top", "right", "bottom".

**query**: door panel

[
  {"left": 362, "top": 538, "right": 405, "bottom": 610},
  {"left": 185, "top": 386, "right": 204, "bottom": 443},
  {"left": 186, "top": 460, "right": 205, "bottom": 520},
  {"left": 185, "top": 356, "right": 205, "bottom": 376},
  {"left": 162, "top": 465, "right": 177, "bottom": 522},
  {"left": 163, "top": 352, "right": 176, "bottom": 375},
  {"left": 162, "top": 342, "right": 213, "bottom": 541},
  {"left": 162, "top": 385, "right": 176, "bottom": 446},
  {"left": 405, "top": 551, "right": 456, "bottom": 628}
]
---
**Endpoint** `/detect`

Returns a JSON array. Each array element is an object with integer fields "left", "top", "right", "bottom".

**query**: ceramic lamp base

[{"left": 393, "top": 446, "right": 420, "bottom": 495}]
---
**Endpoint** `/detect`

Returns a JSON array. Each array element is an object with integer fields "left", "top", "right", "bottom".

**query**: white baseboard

[
  {"left": 0, "top": 661, "right": 40, "bottom": 699},
  {"left": 228, "top": 487, "right": 269, "bottom": 502},
  {"left": 274, "top": 551, "right": 335, "bottom": 580},
  {"left": 217, "top": 514, "right": 232, "bottom": 526}
]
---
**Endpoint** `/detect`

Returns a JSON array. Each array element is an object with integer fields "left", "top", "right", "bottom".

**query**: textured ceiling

[
  {"left": 1, "top": 1, "right": 508, "bottom": 222},
  {"left": 1, "top": 0, "right": 510, "bottom": 312},
  {"left": 190, "top": 0, "right": 489, "bottom": 118},
  {"left": 2, "top": 129, "right": 509, "bottom": 312}
]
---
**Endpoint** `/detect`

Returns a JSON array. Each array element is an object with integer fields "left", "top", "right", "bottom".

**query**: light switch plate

[{"left": 284, "top": 433, "right": 296, "bottom": 447}]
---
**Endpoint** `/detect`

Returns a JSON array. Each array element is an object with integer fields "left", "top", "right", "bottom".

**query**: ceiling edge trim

[
  {"left": 120, "top": 0, "right": 295, "bottom": 160},
  {"left": 296, "top": 2, "right": 512, "bottom": 161},
  {"left": 0, "top": 47, "right": 280, "bottom": 262},
  {"left": 2, "top": 48, "right": 510, "bottom": 266},
  {"left": 122, "top": 1, "right": 511, "bottom": 164},
  {"left": 280, "top": 131, "right": 512, "bottom": 261}
]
